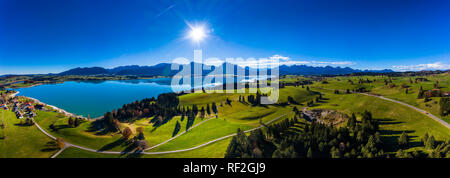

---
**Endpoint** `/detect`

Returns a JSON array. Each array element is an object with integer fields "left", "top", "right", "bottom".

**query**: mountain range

[{"left": 58, "top": 63, "right": 394, "bottom": 76}]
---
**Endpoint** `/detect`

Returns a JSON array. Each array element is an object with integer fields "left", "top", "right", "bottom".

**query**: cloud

[
  {"left": 270, "top": 55, "right": 290, "bottom": 61},
  {"left": 309, "top": 60, "right": 355, "bottom": 66},
  {"left": 197, "top": 55, "right": 354, "bottom": 68},
  {"left": 392, "top": 62, "right": 450, "bottom": 71},
  {"left": 265, "top": 55, "right": 355, "bottom": 67},
  {"left": 203, "top": 57, "right": 225, "bottom": 66},
  {"left": 330, "top": 61, "right": 355, "bottom": 65}
]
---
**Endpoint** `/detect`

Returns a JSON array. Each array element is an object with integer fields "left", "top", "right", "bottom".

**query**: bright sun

[{"left": 189, "top": 26, "right": 206, "bottom": 41}]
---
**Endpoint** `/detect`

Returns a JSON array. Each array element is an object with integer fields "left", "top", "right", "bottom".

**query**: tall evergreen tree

[
  {"left": 206, "top": 104, "right": 211, "bottom": 115},
  {"left": 398, "top": 131, "right": 409, "bottom": 148},
  {"left": 418, "top": 86, "right": 424, "bottom": 99},
  {"left": 347, "top": 113, "right": 357, "bottom": 130},
  {"left": 211, "top": 102, "right": 218, "bottom": 115},
  {"left": 426, "top": 135, "right": 436, "bottom": 149}
]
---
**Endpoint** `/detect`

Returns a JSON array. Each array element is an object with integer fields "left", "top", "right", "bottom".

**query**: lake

[{"left": 17, "top": 78, "right": 192, "bottom": 118}]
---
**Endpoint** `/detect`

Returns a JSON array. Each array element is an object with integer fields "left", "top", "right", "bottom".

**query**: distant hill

[
  {"left": 58, "top": 63, "right": 394, "bottom": 76},
  {"left": 59, "top": 67, "right": 109, "bottom": 75},
  {"left": 112, "top": 63, "right": 176, "bottom": 76},
  {"left": 278, "top": 65, "right": 394, "bottom": 75}
]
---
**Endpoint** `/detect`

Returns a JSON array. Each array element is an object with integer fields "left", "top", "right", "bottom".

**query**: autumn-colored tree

[
  {"left": 56, "top": 138, "right": 65, "bottom": 149},
  {"left": 136, "top": 126, "right": 144, "bottom": 134},
  {"left": 136, "top": 140, "right": 149, "bottom": 150},
  {"left": 112, "top": 119, "right": 120, "bottom": 132},
  {"left": 122, "top": 127, "right": 132, "bottom": 140}
]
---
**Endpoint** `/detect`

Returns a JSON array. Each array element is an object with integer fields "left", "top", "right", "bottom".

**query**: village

[
  {"left": 1, "top": 91, "right": 44, "bottom": 126},
  {"left": 0, "top": 89, "right": 87, "bottom": 127}
]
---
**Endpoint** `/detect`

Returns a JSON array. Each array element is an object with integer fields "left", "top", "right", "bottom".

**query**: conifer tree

[{"left": 398, "top": 131, "right": 409, "bottom": 148}]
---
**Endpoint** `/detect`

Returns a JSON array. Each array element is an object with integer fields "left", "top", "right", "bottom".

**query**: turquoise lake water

[{"left": 17, "top": 78, "right": 191, "bottom": 118}]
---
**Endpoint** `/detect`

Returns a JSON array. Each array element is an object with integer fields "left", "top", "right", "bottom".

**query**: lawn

[
  {"left": 309, "top": 88, "right": 449, "bottom": 152},
  {"left": 277, "top": 86, "right": 319, "bottom": 103},
  {"left": 33, "top": 110, "right": 206, "bottom": 152},
  {"left": 33, "top": 111, "right": 127, "bottom": 151},
  {"left": 56, "top": 137, "right": 233, "bottom": 158},
  {"left": 0, "top": 109, "right": 58, "bottom": 158},
  {"left": 311, "top": 74, "right": 450, "bottom": 123}
]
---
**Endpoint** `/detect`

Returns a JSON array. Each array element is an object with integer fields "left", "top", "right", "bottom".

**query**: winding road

[
  {"left": 359, "top": 93, "right": 450, "bottom": 129},
  {"left": 312, "top": 86, "right": 450, "bottom": 129}
]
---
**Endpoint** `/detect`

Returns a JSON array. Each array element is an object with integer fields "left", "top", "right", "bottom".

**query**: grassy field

[
  {"left": 57, "top": 137, "right": 233, "bottom": 158},
  {"left": 33, "top": 110, "right": 206, "bottom": 152},
  {"left": 34, "top": 111, "right": 126, "bottom": 151},
  {"left": 0, "top": 109, "right": 58, "bottom": 158},
  {"left": 54, "top": 87, "right": 309, "bottom": 158},
  {"left": 311, "top": 74, "right": 450, "bottom": 123},
  {"left": 27, "top": 85, "right": 310, "bottom": 157},
  {"left": 55, "top": 107, "right": 294, "bottom": 158},
  {"left": 148, "top": 108, "right": 291, "bottom": 152},
  {"left": 309, "top": 88, "right": 449, "bottom": 152}
]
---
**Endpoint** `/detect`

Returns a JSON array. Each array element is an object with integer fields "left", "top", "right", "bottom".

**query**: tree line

[
  {"left": 225, "top": 110, "right": 385, "bottom": 158},
  {"left": 93, "top": 92, "right": 220, "bottom": 133}
]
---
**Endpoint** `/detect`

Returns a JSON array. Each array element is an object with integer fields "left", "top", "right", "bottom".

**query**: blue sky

[{"left": 1, "top": 0, "right": 450, "bottom": 74}]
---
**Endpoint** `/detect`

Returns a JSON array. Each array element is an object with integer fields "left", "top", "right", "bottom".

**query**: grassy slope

[
  {"left": 312, "top": 74, "right": 450, "bottom": 123},
  {"left": 34, "top": 111, "right": 125, "bottom": 151},
  {"left": 33, "top": 110, "right": 205, "bottom": 152},
  {"left": 146, "top": 87, "right": 310, "bottom": 152},
  {"left": 56, "top": 87, "right": 312, "bottom": 157},
  {"left": 57, "top": 137, "right": 232, "bottom": 158},
  {"left": 370, "top": 74, "right": 450, "bottom": 123},
  {"left": 0, "top": 109, "right": 57, "bottom": 158},
  {"left": 310, "top": 88, "right": 449, "bottom": 152},
  {"left": 56, "top": 106, "right": 294, "bottom": 158}
]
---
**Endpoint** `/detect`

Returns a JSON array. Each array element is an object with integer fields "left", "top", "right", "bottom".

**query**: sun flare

[{"left": 189, "top": 26, "right": 206, "bottom": 41}]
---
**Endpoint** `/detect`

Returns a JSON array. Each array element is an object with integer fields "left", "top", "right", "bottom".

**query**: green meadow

[
  {"left": 311, "top": 74, "right": 450, "bottom": 123},
  {"left": 310, "top": 88, "right": 449, "bottom": 153},
  {"left": 56, "top": 137, "right": 233, "bottom": 158},
  {"left": 0, "top": 109, "right": 57, "bottom": 158},
  {"left": 54, "top": 87, "right": 312, "bottom": 158}
]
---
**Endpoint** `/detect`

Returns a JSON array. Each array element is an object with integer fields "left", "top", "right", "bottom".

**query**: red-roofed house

[{"left": 0, "top": 103, "right": 8, "bottom": 110}]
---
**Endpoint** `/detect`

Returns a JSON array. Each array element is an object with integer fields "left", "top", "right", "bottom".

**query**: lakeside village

[{"left": 0, "top": 89, "right": 86, "bottom": 127}]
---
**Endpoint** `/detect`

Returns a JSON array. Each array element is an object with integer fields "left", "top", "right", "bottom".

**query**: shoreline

[
  {"left": 17, "top": 83, "right": 42, "bottom": 89},
  {"left": 10, "top": 91, "right": 20, "bottom": 98},
  {"left": 27, "top": 96, "right": 88, "bottom": 120},
  {"left": 12, "top": 91, "right": 88, "bottom": 120}
]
